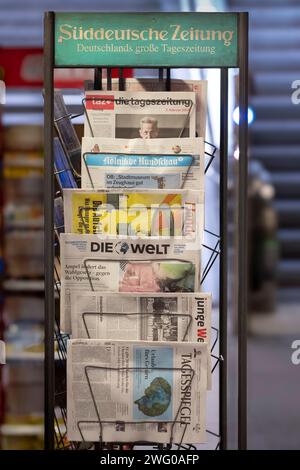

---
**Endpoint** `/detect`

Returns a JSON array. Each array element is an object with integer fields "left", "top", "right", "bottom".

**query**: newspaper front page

[
  {"left": 70, "top": 291, "right": 212, "bottom": 388},
  {"left": 67, "top": 339, "right": 207, "bottom": 444},
  {"left": 83, "top": 91, "right": 196, "bottom": 139},
  {"left": 70, "top": 291, "right": 211, "bottom": 345},
  {"left": 61, "top": 234, "right": 201, "bottom": 333},
  {"left": 81, "top": 137, "right": 204, "bottom": 191},
  {"left": 85, "top": 78, "right": 207, "bottom": 138},
  {"left": 63, "top": 188, "right": 204, "bottom": 240}
]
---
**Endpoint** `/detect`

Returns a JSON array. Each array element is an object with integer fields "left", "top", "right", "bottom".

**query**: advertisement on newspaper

[{"left": 63, "top": 188, "right": 203, "bottom": 240}]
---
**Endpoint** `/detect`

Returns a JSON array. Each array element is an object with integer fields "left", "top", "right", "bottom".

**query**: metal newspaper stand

[{"left": 44, "top": 11, "right": 248, "bottom": 451}]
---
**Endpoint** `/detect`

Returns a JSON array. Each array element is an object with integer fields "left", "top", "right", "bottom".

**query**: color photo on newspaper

[
  {"left": 85, "top": 78, "right": 207, "bottom": 138},
  {"left": 67, "top": 339, "right": 207, "bottom": 444},
  {"left": 83, "top": 91, "right": 196, "bottom": 139},
  {"left": 60, "top": 234, "right": 201, "bottom": 333},
  {"left": 70, "top": 291, "right": 212, "bottom": 389}
]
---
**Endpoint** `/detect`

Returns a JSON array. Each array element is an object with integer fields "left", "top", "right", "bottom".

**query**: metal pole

[
  {"left": 119, "top": 68, "right": 125, "bottom": 91},
  {"left": 94, "top": 67, "right": 102, "bottom": 90},
  {"left": 238, "top": 12, "right": 249, "bottom": 450},
  {"left": 220, "top": 68, "right": 228, "bottom": 450},
  {"left": 107, "top": 68, "right": 112, "bottom": 90},
  {"left": 44, "top": 11, "right": 55, "bottom": 451},
  {"left": 166, "top": 68, "right": 171, "bottom": 91}
]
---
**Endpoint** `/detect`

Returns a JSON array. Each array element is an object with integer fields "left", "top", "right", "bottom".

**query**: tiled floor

[
  {"left": 248, "top": 333, "right": 300, "bottom": 449},
  {"left": 229, "top": 303, "right": 300, "bottom": 449}
]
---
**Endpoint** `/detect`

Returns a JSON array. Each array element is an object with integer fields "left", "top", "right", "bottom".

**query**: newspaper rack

[
  {"left": 52, "top": 229, "right": 221, "bottom": 452},
  {"left": 76, "top": 364, "right": 195, "bottom": 448},
  {"left": 80, "top": 311, "right": 193, "bottom": 342},
  {"left": 79, "top": 313, "right": 221, "bottom": 372},
  {"left": 44, "top": 11, "right": 248, "bottom": 450},
  {"left": 52, "top": 259, "right": 221, "bottom": 451}
]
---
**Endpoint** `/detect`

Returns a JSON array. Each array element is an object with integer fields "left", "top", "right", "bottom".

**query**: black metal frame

[{"left": 44, "top": 11, "right": 248, "bottom": 451}]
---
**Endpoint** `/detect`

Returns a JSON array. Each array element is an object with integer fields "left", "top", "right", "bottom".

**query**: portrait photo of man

[
  {"left": 116, "top": 113, "right": 189, "bottom": 139},
  {"left": 139, "top": 116, "right": 159, "bottom": 139}
]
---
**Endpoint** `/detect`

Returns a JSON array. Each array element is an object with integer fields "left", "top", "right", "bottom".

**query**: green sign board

[{"left": 54, "top": 12, "right": 238, "bottom": 68}]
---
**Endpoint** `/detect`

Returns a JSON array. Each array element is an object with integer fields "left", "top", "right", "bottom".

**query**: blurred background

[{"left": 0, "top": 0, "right": 299, "bottom": 450}]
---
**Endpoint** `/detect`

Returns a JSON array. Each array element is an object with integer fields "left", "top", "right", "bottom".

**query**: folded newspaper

[
  {"left": 67, "top": 339, "right": 207, "bottom": 443},
  {"left": 70, "top": 291, "right": 211, "bottom": 343},
  {"left": 83, "top": 90, "right": 196, "bottom": 139},
  {"left": 60, "top": 234, "right": 201, "bottom": 333},
  {"left": 85, "top": 78, "right": 207, "bottom": 138},
  {"left": 81, "top": 137, "right": 204, "bottom": 191},
  {"left": 63, "top": 188, "right": 204, "bottom": 239},
  {"left": 70, "top": 291, "right": 212, "bottom": 389}
]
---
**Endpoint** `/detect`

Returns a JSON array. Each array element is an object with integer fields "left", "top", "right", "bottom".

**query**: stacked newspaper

[
  {"left": 69, "top": 291, "right": 212, "bottom": 389},
  {"left": 61, "top": 80, "right": 211, "bottom": 445},
  {"left": 61, "top": 234, "right": 201, "bottom": 334}
]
